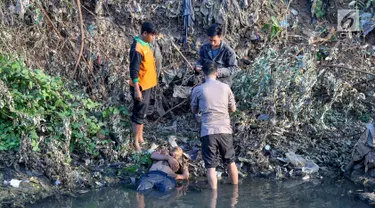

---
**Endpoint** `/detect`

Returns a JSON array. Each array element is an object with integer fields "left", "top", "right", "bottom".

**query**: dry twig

[
  {"left": 170, "top": 40, "right": 194, "bottom": 70},
  {"left": 152, "top": 99, "right": 188, "bottom": 125},
  {"left": 74, "top": 0, "right": 85, "bottom": 76},
  {"left": 38, "top": 2, "right": 63, "bottom": 41},
  {"left": 320, "top": 64, "right": 375, "bottom": 77}
]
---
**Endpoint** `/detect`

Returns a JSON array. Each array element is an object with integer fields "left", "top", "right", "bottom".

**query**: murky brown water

[{"left": 29, "top": 178, "right": 370, "bottom": 208}]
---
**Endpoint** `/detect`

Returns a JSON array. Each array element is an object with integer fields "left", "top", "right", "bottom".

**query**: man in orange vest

[{"left": 129, "top": 22, "right": 158, "bottom": 151}]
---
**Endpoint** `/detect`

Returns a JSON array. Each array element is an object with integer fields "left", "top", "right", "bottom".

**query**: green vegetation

[
  {"left": 314, "top": 0, "right": 325, "bottom": 19},
  {"left": 0, "top": 56, "right": 129, "bottom": 155},
  {"left": 119, "top": 152, "right": 152, "bottom": 175},
  {"left": 262, "top": 16, "right": 283, "bottom": 40}
]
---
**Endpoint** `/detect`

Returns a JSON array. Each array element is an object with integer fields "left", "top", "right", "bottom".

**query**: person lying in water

[{"left": 137, "top": 146, "right": 189, "bottom": 193}]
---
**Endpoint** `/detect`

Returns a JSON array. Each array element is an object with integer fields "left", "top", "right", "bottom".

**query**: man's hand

[
  {"left": 168, "top": 156, "right": 179, "bottom": 171},
  {"left": 194, "top": 113, "right": 201, "bottom": 123},
  {"left": 134, "top": 87, "right": 142, "bottom": 102},
  {"left": 194, "top": 64, "right": 202, "bottom": 74},
  {"left": 182, "top": 166, "right": 190, "bottom": 179}
]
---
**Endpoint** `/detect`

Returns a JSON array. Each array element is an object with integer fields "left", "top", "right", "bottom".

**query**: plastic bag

[
  {"left": 173, "top": 86, "right": 192, "bottom": 98},
  {"left": 302, "top": 160, "right": 319, "bottom": 174},
  {"left": 286, "top": 152, "right": 306, "bottom": 167},
  {"left": 286, "top": 152, "right": 320, "bottom": 174}
]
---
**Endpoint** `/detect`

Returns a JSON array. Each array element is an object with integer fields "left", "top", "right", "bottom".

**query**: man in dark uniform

[{"left": 195, "top": 24, "right": 239, "bottom": 86}]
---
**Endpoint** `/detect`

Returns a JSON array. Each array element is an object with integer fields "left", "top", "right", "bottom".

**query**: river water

[{"left": 29, "top": 178, "right": 370, "bottom": 208}]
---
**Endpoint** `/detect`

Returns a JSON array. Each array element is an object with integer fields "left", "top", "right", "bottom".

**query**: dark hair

[
  {"left": 202, "top": 61, "right": 218, "bottom": 76},
  {"left": 141, "top": 22, "right": 157, "bottom": 35},
  {"left": 207, "top": 24, "right": 223, "bottom": 37}
]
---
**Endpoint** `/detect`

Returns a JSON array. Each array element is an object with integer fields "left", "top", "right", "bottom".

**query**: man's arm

[
  {"left": 150, "top": 150, "right": 170, "bottom": 161},
  {"left": 190, "top": 87, "right": 199, "bottom": 114},
  {"left": 228, "top": 87, "right": 236, "bottom": 113},
  {"left": 175, "top": 165, "right": 189, "bottom": 180},
  {"left": 196, "top": 45, "right": 205, "bottom": 66},
  {"left": 130, "top": 48, "right": 143, "bottom": 100},
  {"left": 217, "top": 49, "right": 239, "bottom": 78},
  {"left": 151, "top": 151, "right": 180, "bottom": 171}
]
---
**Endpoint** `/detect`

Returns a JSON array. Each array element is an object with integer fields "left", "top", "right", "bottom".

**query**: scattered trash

[
  {"left": 285, "top": 152, "right": 320, "bottom": 174},
  {"left": 136, "top": 3, "right": 142, "bottom": 13},
  {"left": 4, "top": 179, "right": 22, "bottom": 188},
  {"left": 257, "top": 114, "right": 270, "bottom": 121},
  {"left": 250, "top": 33, "right": 261, "bottom": 41},
  {"left": 275, "top": 166, "right": 284, "bottom": 179},
  {"left": 77, "top": 189, "right": 90, "bottom": 194},
  {"left": 15, "top": 0, "right": 29, "bottom": 19},
  {"left": 216, "top": 171, "right": 223, "bottom": 179},
  {"left": 302, "top": 175, "right": 310, "bottom": 180},
  {"left": 265, "top": 144, "right": 271, "bottom": 151},
  {"left": 130, "top": 177, "right": 136, "bottom": 184},
  {"left": 147, "top": 143, "right": 159, "bottom": 154},
  {"left": 286, "top": 152, "right": 307, "bottom": 167},
  {"left": 360, "top": 13, "right": 375, "bottom": 36},
  {"left": 277, "top": 157, "right": 290, "bottom": 163},
  {"left": 186, "top": 148, "right": 199, "bottom": 161},
  {"left": 95, "top": 181, "right": 104, "bottom": 187},
  {"left": 238, "top": 171, "right": 248, "bottom": 178},
  {"left": 173, "top": 86, "right": 193, "bottom": 98},
  {"left": 168, "top": 135, "right": 178, "bottom": 147},
  {"left": 280, "top": 19, "right": 289, "bottom": 29},
  {"left": 290, "top": 8, "right": 298, "bottom": 16},
  {"left": 241, "top": 0, "right": 249, "bottom": 9},
  {"left": 302, "top": 160, "right": 320, "bottom": 174},
  {"left": 95, "top": 0, "right": 103, "bottom": 14}
]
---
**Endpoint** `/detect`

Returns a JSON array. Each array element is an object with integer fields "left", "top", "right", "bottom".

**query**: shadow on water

[{"left": 28, "top": 178, "right": 371, "bottom": 208}]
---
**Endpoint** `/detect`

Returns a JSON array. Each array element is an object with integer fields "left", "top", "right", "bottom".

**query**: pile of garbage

[{"left": 227, "top": 35, "right": 375, "bottom": 176}]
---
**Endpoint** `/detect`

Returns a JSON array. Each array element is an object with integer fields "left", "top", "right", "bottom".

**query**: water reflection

[
  {"left": 29, "top": 179, "right": 370, "bottom": 208},
  {"left": 209, "top": 185, "right": 238, "bottom": 208},
  {"left": 136, "top": 184, "right": 188, "bottom": 208}
]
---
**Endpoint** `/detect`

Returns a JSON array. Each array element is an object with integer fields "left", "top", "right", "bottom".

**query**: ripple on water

[{"left": 28, "top": 178, "right": 371, "bottom": 208}]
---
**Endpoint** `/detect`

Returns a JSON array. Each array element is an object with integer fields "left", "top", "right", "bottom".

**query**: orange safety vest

[{"left": 129, "top": 37, "right": 157, "bottom": 91}]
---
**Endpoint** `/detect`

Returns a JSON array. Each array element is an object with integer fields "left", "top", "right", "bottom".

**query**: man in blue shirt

[{"left": 195, "top": 24, "right": 239, "bottom": 86}]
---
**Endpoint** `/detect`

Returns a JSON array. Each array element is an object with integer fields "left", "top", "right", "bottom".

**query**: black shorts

[
  {"left": 200, "top": 134, "right": 235, "bottom": 169},
  {"left": 130, "top": 86, "right": 152, "bottom": 124}
]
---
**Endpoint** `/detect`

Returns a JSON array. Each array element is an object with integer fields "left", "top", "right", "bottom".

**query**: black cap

[{"left": 141, "top": 22, "right": 157, "bottom": 35}]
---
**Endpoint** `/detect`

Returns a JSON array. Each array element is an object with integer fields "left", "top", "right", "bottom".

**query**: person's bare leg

[
  {"left": 132, "top": 122, "right": 142, "bottom": 151},
  {"left": 139, "top": 124, "right": 144, "bottom": 143},
  {"left": 231, "top": 184, "right": 239, "bottom": 208},
  {"left": 136, "top": 193, "right": 145, "bottom": 208},
  {"left": 209, "top": 188, "right": 218, "bottom": 208},
  {"left": 227, "top": 162, "right": 238, "bottom": 185},
  {"left": 207, "top": 168, "right": 217, "bottom": 189}
]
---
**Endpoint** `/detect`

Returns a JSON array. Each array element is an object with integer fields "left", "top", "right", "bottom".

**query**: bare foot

[
  {"left": 135, "top": 142, "right": 142, "bottom": 152},
  {"left": 139, "top": 137, "right": 144, "bottom": 143}
]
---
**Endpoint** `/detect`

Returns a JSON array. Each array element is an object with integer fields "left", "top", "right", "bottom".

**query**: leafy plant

[
  {"left": 359, "top": 113, "right": 371, "bottom": 123},
  {"left": 314, "top": 0, "right": 325, "bottom": 19},
  {"left": 262, "top": 16, "right": 283, "bottom": 40},
  {"left": 0, "top": 56, "right": 126, "bottom": 155},
  {"left": 132, "top": 152, "right": 153, "bottom": 167}
]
